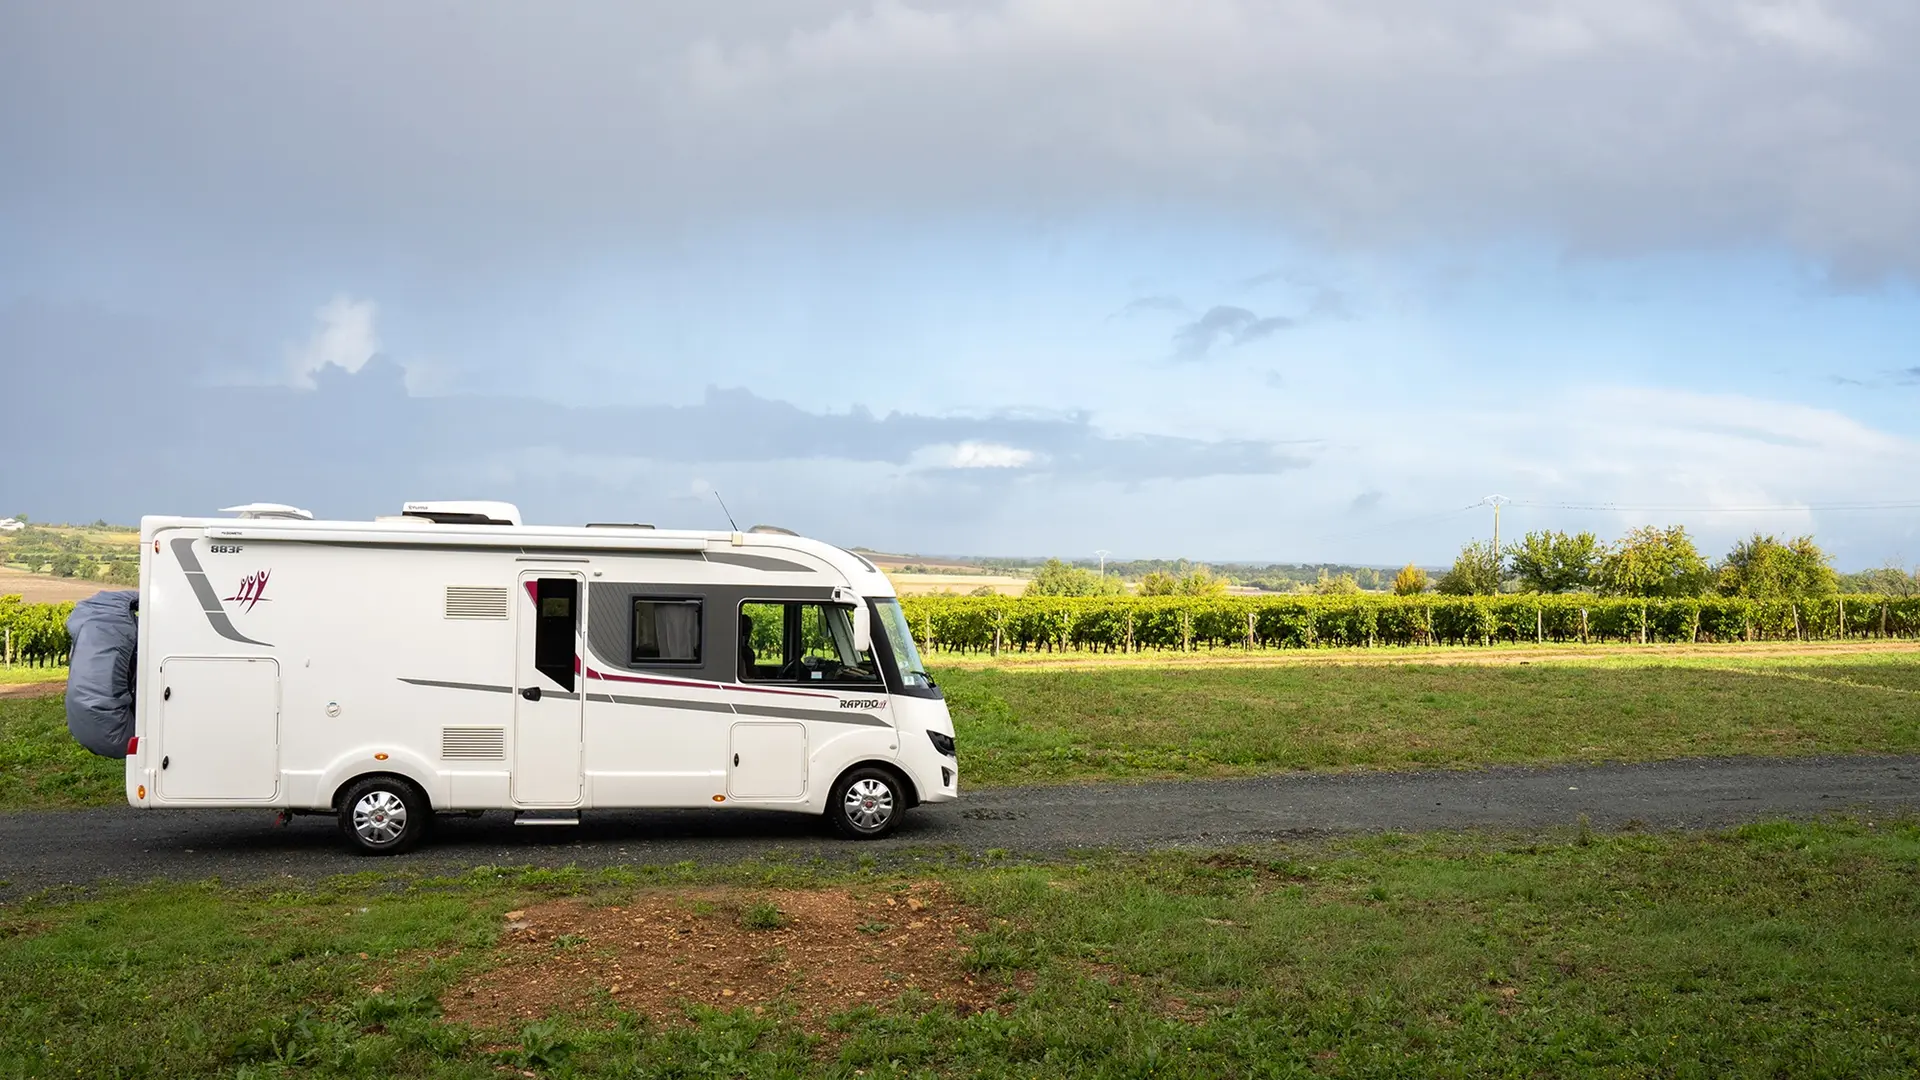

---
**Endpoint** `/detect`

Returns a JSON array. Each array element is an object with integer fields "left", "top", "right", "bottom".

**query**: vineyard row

[
  {"left": 894, "top": 594, "right": 1920, "bottom": 653},
  {"left": 7, "top": 593, "right": 1920, "bottom": 667}
]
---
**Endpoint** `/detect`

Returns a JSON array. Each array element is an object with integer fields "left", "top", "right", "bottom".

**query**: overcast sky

[{"left": 4, "top": 1, "right": 1919, "bottom": 567}]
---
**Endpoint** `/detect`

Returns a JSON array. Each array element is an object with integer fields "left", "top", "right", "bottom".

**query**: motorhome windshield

[{"left": 872, "top": 598, "right": 934, "bottom": 689}]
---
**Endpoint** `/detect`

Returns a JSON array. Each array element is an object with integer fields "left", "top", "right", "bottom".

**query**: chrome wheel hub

[
  {"left": 352, "top": 790, "right": 408, "bottom": 845},
  {"left": 843, "top": 777, "right": 894, "bottom": 831}
]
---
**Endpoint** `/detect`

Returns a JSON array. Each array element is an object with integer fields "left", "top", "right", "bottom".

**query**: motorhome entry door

[{"left": 513, "top": 571, "right": 585, "bottom": 806}]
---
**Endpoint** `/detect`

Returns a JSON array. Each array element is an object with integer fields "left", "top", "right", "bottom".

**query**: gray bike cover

[{"left": 64, "top": 589, "right": 140, "bottom": 758}]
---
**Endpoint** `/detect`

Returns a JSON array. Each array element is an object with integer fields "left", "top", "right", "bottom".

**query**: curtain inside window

[{"left": 653, "top": 603, "right": 700, "bottom": 661}]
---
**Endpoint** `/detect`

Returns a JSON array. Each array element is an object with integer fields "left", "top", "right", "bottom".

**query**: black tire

[
  {"left": 827, "top": 765, "right": 906, "bottom": 840},
  {"left": 336, "top": 776, "right": 431, "bottom": 855}
]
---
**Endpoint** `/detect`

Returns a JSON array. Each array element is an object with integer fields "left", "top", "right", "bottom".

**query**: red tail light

[{"left": 127, "top": 736, "right": 139, "bottom": 754}]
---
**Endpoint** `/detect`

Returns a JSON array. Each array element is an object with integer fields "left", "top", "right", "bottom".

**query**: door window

[
  {"left": 738, "top": 601, "right": 880, "bottom": 685},
  {"left": 533, "top": 578, "right": 578, "bottom": 690}
]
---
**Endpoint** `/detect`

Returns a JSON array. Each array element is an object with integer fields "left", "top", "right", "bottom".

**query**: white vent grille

[
  {"left": 441, "top": 727, "right": 506, "bottom": 760},
  {"left": 444, "top": 586, "right": 510, "bottom": 620}
]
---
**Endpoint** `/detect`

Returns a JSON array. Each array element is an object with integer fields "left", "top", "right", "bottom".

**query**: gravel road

[{"left": 3, "top": 755, "right": 1915, "bottom": 897}]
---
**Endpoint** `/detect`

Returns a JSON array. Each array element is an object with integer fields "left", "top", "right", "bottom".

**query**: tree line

[{"left": 1414, "top": 527, "right": 1919, "bottom": 601}]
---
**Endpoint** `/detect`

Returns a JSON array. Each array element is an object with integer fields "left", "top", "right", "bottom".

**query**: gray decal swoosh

[
  {"left": 403, "top": 678, "right": 886, "bottom": 726},
  {"left": 400, "top": 678, "right": 513, "bottom": 694},
  {"left": 704, "top": 551, "right": 816, "bottom": 573},
  {"left": 171, "top": 537, "right": 272, "bottom": 646},
  {"left": 733, "top": 702, "right": 892, "bottom": 728},
  {"left": 587, "top": 693, "right": 735, "bottom": 714}
]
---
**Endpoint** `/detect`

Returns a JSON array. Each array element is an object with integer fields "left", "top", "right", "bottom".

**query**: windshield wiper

[{"left": 906, "top": 668, "right": 938, "bottom": 686}]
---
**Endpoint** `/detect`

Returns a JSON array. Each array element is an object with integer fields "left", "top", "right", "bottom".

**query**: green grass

[
  {"left": 942, "top": 651, "right": 1920, "bottom": 785},
  {"left": 0, "top": 693, "right": 122, "bottom": 810},
  {"left": 2, "top": 820, "right": 1917, "bottom": 1077},
  {"left": 0, "top": 664, "right": 68, "bottom": 686}
]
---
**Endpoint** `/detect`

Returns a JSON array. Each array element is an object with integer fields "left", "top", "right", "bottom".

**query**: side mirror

[
  {"left": 834, "top": 587, "right": 873, "bottom": 654},
  {"left": 851, "top": 603, "right": 873, "bottom": 655}
]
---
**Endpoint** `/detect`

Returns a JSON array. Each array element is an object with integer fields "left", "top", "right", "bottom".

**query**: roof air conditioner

[{"left": 400, "top": 500, "right": 522, "bottom": 526}]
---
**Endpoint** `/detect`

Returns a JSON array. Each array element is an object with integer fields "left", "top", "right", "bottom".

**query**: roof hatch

[{"left": 220, "top": 502, "right": 314, "bottom": 520}]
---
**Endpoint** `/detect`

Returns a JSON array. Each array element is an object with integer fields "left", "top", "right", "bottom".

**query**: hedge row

[
  {"left": 0, "top": 597, "right": 76, "bottom": 666},
  {"left": 895, "top": 594, "right": 1920, "bottom": 653}
]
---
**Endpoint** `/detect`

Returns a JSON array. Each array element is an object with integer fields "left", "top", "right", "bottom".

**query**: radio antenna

[{"left": 713, "top": 491, "right": 741, "bottom": 532}]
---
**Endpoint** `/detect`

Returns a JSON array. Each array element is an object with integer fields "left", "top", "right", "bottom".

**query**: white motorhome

[{"left": 123, "top": 502, "right": 957, "bottom": 853}]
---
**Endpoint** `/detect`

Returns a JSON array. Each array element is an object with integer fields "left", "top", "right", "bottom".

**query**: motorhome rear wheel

[{"left": 338, "top": 775, "right": 432, "bottom": 855}]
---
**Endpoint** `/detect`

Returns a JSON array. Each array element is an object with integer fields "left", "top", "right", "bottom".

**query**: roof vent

[
  {"left": 220, "top": 502, "right": 314, "bottom": 520},
  {"left": 400, "top": 500, "right": 522, "bottom": 526},
  {"left": 748, "top": 524, "right": 798, "bottom": 536}
]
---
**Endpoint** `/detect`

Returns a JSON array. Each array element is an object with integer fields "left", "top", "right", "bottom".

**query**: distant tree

[
  {"left": 1137, "top": 571, "right": 1179, "bottom": 596},
  {"left": 1508, "top": 530, "right": 1599, "bottom": 593},
  {"left": 1435, "top": 541, "right": 1503, "bottom": 596},
  {"left": 1392, "top": 563, "right": 1429, "bottom": 595},
  {"left": 1841, "top": 562, "right": 1920, "bottom": 597},
  {"left": 1024, "top": 558, "right": 1125, "bottom": 597},
  {"left": 1176, "top": 567, "right": 1228, "bottom": 597},
  {"left": 1311, "top": 570, "right": 1362, "bottom": 595},
  {"left": 1595, "top": 526, "right": 1711, "bottom": 598},
  {"left": 1714, "top": 534, "right": 1837, "bottom": 599},
  {"left": 1138, "top": 567, "right": 1227, "bottom": 596},
  {"left": 50, "top": 554, "right": 80, "bottom": 578},
  {"left": 105, "top": 560, "right": 139, "bottom": 586},
  {"left": 967, "top": 584, "right": 999, "bottom": 597}
]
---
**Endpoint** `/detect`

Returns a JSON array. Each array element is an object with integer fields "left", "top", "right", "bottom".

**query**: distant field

[
  {"left": 0, "top": 566, "right": 109, "bottom": 603},
  {"left": 889, "top": 573, "right": 1028, "bottom": 596}
]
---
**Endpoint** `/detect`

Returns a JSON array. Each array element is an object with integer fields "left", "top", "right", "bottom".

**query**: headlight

[{"left": 927, "top": 730, "right": 956, "bottom": 757}]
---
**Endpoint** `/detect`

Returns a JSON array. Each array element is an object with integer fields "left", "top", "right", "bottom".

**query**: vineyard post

[
  {"left": 1883, "top": 603, "right": 1890, "bottom": 638},
  {"left": 1838, "top": 597, "right": 1845, "bottom": 640},
  {"left": 3, "top": 626, "right": 9, "bottom": 667},
  {"left": 1535, "top": 608, "right": 1542, "bottom": 645},
  {"left": 1124, "top": 611, "right": 1134, "bottom": 654},
  {"left": 1580, "top": 607, "right": 1587, "bottom": 644},
  {"left": 1639, "top": 603, "right": 1647, "bottom": 645},
  {"left": 1793, "top": 603, "right": 1802, "bottom": 642},
  {"left": 991, "top": 624, "right": 1002, "bottom": 657},
  {"left": 1245, "top": 611, "right": 1255, "bottom": 651}
]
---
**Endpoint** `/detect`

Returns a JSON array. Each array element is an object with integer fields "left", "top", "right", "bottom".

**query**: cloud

[
  {"left": 0, "top": 299, "right": 1308, "bottom": 528},
  {"left": 1172, "top": 305, "right": 1294, "bottom": 359},
  {"left": 1348, "top": 490, "right": 1384, "bottom": 515},
  {"left": 8, "top": 2, "right": 1920, "bottom": 278},
  {"left": 909, "top": 441, "right": 1037, "bottom": 469},
  {"left": 284, "top": 296, "right": 379, "bottom": 389},
  {"left": 1110, "top": 295, "right": 1188, "bottom": 318}
]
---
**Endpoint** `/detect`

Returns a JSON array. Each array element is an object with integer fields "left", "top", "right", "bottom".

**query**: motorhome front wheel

[{"left": 828, "top": 766, "right": 904, "bottom": 840}]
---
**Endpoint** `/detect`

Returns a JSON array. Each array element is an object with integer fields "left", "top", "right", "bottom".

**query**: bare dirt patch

[
  {"left": 0, "top": 680, "right": 64, "bottom": 700},
  {"left": 441, "top": 882, "right": 1007, "bottom": 1031}
]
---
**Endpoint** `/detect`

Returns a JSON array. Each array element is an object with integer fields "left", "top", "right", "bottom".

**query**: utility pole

[
  {"left": 1094, "top": 549, "right": 1111, "bottom": 577},
  {"left": 1483, "top": 495, "right": 1509, "bottom": 587}
]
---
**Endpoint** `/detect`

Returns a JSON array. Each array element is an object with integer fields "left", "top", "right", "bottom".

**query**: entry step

[{"left": 512, "top": 810, "right": 580, "bottom": 826}]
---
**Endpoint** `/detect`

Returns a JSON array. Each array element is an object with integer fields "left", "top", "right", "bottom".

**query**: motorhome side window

[
  {"left": 738, "top": 601, "right": 880, "bottom": 685},
  {"left": 632, "top": 599, "right": 702, "bottom": 665}
]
